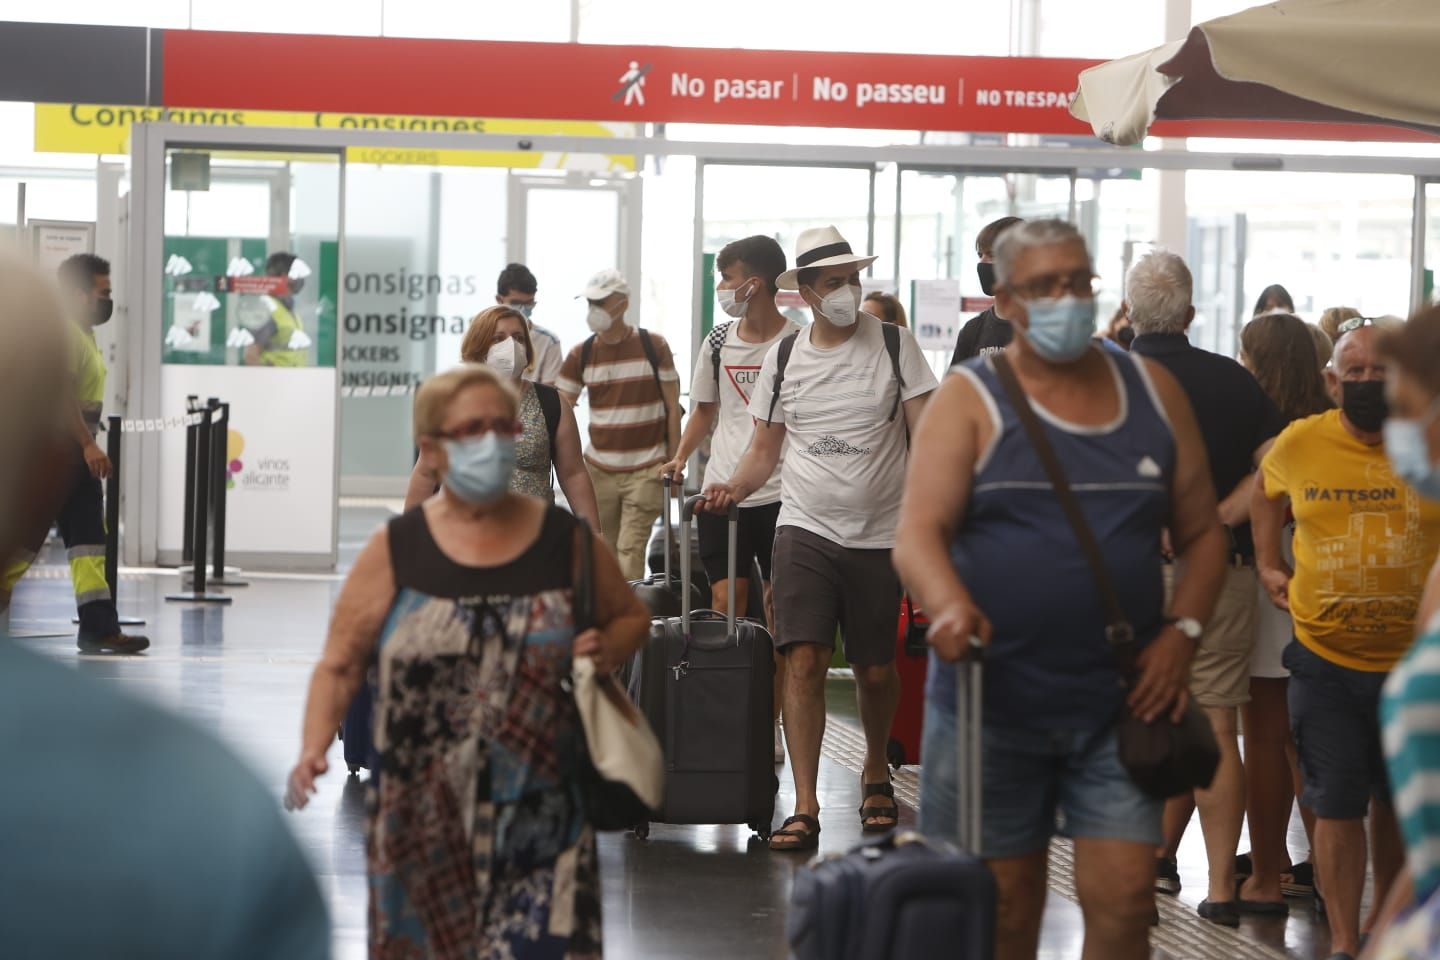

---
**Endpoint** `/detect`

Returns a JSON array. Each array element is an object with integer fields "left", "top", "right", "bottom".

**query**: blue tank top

[{"left": 927, "top": 351, "right": 1175, "bottom": 730}]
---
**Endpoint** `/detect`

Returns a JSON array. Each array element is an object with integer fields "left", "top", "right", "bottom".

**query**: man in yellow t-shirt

[{"left": 1254, "top": 325, "right": 1440, "bottom": 958}]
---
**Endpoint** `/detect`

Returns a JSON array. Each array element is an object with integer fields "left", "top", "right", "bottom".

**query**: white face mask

[
  {"left": 586, "top": 303, "right": 617, "bottom": 333},
  {"left": 808, "top": 284, "right": 861, "bottom": 328},
  {"left": 485, "top": 338, "right": 527, "bottom": 380},
  {"left": 717, "top": 280, "right": 755, "bottom": 319}
]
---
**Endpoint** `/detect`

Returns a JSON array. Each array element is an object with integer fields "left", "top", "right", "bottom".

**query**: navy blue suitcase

[
  {"left": 788, "top": 655, "right": 994, "bottom": 960},
  {"left": 339, "top": 680, "right": 374, "bottom": 775}
]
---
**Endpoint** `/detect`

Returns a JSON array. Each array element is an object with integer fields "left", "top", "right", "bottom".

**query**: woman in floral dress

[{"left": 288, "top": 364, "right": 649, "bottom": 958}]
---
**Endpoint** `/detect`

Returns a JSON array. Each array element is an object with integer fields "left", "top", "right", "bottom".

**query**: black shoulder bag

[{"left": 991, "top": 354, "right": 1219, "bottom": 800}]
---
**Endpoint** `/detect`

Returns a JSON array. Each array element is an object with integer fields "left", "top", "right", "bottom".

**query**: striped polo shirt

[
  {"left": 557, "top": 326, "right": 679, "bottom": 473},
  {"left": 928, "top": 350, "right": 1175, "bottom": 729},
  {"left": 1383, "top": 611, "right": 1440, "bottom": 901}
]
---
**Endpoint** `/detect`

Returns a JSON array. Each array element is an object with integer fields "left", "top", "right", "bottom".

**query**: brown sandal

[
  {"left": 860, "top": 781, "right": 899, "bottom": 833},
  {"left": 769, "top": 814, "right": 821, "bottom": 852}
]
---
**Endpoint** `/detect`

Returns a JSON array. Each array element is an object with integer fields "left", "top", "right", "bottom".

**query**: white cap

[{"left": 579, "top": 268, "right": 630, "bottom": 301}]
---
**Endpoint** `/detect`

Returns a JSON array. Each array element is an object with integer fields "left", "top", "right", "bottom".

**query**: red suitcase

[{"left": 887, "top": 595, "right": 929, "bottom": 768}]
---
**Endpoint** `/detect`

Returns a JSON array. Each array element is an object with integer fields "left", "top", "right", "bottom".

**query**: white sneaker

[{"left": 774, "top": 720, "right": 785, "bottom": 764}]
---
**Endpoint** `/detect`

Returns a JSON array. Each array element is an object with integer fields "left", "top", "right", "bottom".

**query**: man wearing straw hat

[{"left": 705, "top": 225, "right": 938, "bottom": 851}]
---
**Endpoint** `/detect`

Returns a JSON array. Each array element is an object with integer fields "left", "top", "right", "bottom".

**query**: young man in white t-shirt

[
  {"left": 704, "top": 226, "right": 939, "bottom": 852},
  {"left": 660, "top": 236, "right": 798, "bottom": 763}
]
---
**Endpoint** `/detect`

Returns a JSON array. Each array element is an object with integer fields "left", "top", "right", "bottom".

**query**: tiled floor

[{"left": 5, "top": 506, "right": 1342, "bottom": 959}]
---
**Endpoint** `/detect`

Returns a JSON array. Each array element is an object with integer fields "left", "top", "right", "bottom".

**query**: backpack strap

[
  {"left": 765, "top": 332, "right": 800, "bottom": 425},
  {"left": 534, "top": 382, "right": 561, "bottom": 452},
  {"left": 636, "top": 329, "right": 670, "bottom": 422},
  {"left": 709, "top": 321, "right": 734, "bottom": 389},
  {"left": 881, "top": 321, "right": 905, "bottom": 423},
  {"left": 579, "top": 335, "right": 596, "bottom": 380}
]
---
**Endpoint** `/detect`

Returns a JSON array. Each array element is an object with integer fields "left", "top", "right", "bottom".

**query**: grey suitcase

[
  {"left": 631, "top": 474, "right": 705, "bottom": 620},
  {"left": 629, "top": 494, "right": 777, "bottom": 840}
]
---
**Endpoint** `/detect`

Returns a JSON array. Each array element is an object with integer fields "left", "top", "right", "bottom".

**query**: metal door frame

[{"left": 126, "top": 123, "right": 347, "bottom": 568}]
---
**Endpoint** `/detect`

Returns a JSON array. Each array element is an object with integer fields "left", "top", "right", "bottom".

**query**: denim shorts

[
  {"left": 1284, "top": 639, "right": 1392, "bottom": 819},
  {"left": 918, "top": 699, "right": 1162, "bottom": 859}
]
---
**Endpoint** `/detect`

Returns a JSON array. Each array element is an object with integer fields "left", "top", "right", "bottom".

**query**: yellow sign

[{"left": 34, "top": 104, "right": 637, "bottom": 172}]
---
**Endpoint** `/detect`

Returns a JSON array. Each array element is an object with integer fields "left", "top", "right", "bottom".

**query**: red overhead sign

[{"left": 161, "top": 32, "right": 1432, "bottom": 142}]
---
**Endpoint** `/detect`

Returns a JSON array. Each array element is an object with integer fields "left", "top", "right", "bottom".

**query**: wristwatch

[{"left": 1166, "top": 616, "right": 1203, "bottom": 643}]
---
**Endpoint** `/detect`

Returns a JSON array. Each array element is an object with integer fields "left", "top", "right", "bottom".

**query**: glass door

[{"left": 138, "top": 141, "right": 345, "bottom": 568}]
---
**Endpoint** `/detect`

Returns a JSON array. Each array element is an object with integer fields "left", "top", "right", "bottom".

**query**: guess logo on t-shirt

[{"left": 725, "top": 365, "right": 762, "bottom": 403}]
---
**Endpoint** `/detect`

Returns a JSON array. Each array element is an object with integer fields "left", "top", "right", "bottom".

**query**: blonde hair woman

[
  {"left": 405, "top": 306, "right": 600, "bottom": 530},
  {"left": 288, "top": 364, "right": 648, "bottom": 957}
]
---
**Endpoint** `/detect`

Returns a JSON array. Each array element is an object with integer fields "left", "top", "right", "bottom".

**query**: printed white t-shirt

[
  {"left": 747, "top": 313, "right": 938, "bottom": 549},
  {"left": 690, "top": 318, "right": 800, "bottom": 506}
]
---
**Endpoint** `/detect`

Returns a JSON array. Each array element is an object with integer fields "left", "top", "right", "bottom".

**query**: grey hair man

[
  {"left": 1127, "top": 250, "right": 1289, "bottom": 926},
  {"left": 900, "top": 224, "right": 1227, "bottom": 958}
]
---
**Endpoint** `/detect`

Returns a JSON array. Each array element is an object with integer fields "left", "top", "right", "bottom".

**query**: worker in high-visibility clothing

[
  {"left": 1, "top": 254, "right": 149, "bottom": 654},
  {"left": 243, "top": 251, "right": 310, "bottom": 367}
]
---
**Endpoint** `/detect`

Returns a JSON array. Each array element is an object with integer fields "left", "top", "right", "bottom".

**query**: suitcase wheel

[
  {"left": 347, "top": 765, "right": 361, "bottom": 776},
  {"left": 886, "top": 737, "right": 907, "bottom": 770},
  {"left": 633, "top": 822, "right": 650, "bottom": 840},
  {"left": 749, "top": 822, "right": 771, "bottom": 841}
]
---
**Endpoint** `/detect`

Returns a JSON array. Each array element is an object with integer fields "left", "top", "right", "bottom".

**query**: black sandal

[
  {"left": 769, "top": 814, "right": 821, "bottom": 852},
  {"left": 860, "top": 781, "right": 899, "bottom": 833}
]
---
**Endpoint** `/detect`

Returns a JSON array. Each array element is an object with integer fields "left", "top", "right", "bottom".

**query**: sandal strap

[
  {"left": 863, "top": 781, "right": 895, "bottom": 800},
  {"left": 777, "top": 813, "right": 820, "bottom": 834}
]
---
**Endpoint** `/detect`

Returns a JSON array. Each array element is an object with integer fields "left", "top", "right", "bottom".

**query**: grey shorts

[{"left": 770, "top": 525, "right": 899, "bottom": 667}]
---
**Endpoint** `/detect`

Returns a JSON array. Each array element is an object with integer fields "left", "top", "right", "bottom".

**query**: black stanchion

[
  {"left": 76, "top": 416, "right": 145, "bottom": 627},
  {"left": 180, "top": 394, "right": 199, "bottom": 565},
  {"left": 209, "top": 400, "right": 247, "bottom": 588},
  {"left": 166, "top": 403, "right": 232, "bottom": 605}
]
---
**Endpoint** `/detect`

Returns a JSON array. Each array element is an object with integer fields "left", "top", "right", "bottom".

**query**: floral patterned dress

[{"left": 367, "top": 505, "right": 601, "bottom": 959}]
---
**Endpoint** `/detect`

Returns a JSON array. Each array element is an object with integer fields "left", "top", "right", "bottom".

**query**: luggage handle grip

[{"left": 679, "top": 495, "right": 739, "bottom": 635}]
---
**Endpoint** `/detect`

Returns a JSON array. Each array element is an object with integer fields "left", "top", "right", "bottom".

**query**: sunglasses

[{"left": 1336, "top": 316, "right": 1379, "bottom": 334}]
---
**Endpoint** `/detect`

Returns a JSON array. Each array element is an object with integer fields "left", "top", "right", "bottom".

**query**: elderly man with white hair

[{"left": 1127, "top": 250, "right": 1289, "bottom": 926}]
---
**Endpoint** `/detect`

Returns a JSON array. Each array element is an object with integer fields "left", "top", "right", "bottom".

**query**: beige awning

[{"left": 1070, "top": 0, "right": 1440, "bottom": 145}]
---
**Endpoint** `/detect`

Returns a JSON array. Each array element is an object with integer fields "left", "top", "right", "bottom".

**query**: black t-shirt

[
  {"left": 950, "top": 307, "right": 1013, "bottom": 367},
  {"left": 1130, "top": 332, "right": 1287, "bottom": 557}
]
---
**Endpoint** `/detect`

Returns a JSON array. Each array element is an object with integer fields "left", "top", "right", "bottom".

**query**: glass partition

[{"left": 161, "top": 150, "right": 340, "bottom": 368}]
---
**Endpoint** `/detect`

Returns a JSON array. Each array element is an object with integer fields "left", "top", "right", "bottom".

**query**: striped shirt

[
  {"left": 1383, "top": 611, "right": 1440, "bottom": 901},
  {"left": 557, "top": 327, "right": 679, "bottom": 472}
]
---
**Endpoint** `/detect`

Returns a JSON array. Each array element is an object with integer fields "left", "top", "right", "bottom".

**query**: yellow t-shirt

[
  {"left": 1262, "top": 409, "right": 1440, "bottom": 671},
  {"left": 70, "top": 323, "right": 107, "bottom": 422}
]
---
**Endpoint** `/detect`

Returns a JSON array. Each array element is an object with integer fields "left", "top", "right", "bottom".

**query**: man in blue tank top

[{"left": 896, "top": 220, "right": 1228, "bottom": 960}]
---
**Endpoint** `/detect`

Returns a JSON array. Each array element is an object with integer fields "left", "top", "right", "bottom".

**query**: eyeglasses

[
  {"left": 433, "top": 417, "right": 522, "bottom": 441},
  {"left": 1336, "top": 316, "right": 1378, "bottom": 334},
  {"left": 1007, "top": 270, "right": 1098, "bottom": 301}
]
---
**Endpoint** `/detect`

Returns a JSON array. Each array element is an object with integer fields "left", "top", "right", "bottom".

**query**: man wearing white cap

[
  {"left": 557, "top": 269, "right": 681, "bottom": 580},
  {"left": 705, "top": 226, "right": 938, "bottom": 851}
]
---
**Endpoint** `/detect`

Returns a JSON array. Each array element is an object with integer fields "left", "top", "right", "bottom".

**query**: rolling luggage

[
  {"left": 887, "top": 595, "right": 930, "bottom": 768},
  {"left": 629, "top": 494, "right": 778, "bottom": 840},
  {"left": 788, "top": 650, "right": 995, "bottom": 960},
  {"left": 631, "top": 474, "right": 705, "bottom": 620},
  {"left": 339, "top": 678, "right": 374, "bottom": 775}
]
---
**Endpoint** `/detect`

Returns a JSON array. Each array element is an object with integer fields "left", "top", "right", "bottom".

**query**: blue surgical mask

[
  {"left": 1384, "top": 404, "right": 1440, "bottom": 500},
  {"left": 1022, "top": 295, "right": 1097, "bottom": 363},
  {"left": 510, "top": 303, "right": 535, "bottom": 320},
  {"left": 442, "top": 433, "right": 516, "bottom": 504}
]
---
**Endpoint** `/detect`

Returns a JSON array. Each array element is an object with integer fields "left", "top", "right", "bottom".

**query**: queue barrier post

[
  {"left": 72, "top": 416, "right": 146, "bottom": 628},
  {"left": 180, "top": 394, "right": 200, "bottom": 565},
  {"left": 166, "top": 402, "right": 233, "bottom": 606},
  {"left": 208, "top": 399, "right": 247, "bottom": 587}
]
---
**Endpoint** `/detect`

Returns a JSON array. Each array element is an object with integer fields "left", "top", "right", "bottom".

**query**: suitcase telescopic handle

[
  {"left": 680, "top": 495, "right": 740, "bottom": 636},
  {"left": 955, "top": 637, "right": 984, "bottom": 856},
  {"left": 661, "top": 473, "right": 674, "bottom": 587}
]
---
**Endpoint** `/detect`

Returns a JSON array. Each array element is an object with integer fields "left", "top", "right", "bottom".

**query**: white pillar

[{"left": 1157, "top": 0, "right": 1192, "bottom": 252}]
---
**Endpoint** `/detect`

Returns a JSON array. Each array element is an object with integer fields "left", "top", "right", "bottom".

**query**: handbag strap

[
  {"left": 991, "top": 354, "right": 1136, "bottom": 657},
  {"left": 574, "top": 516, "right": 595, "bottom": 633}
]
